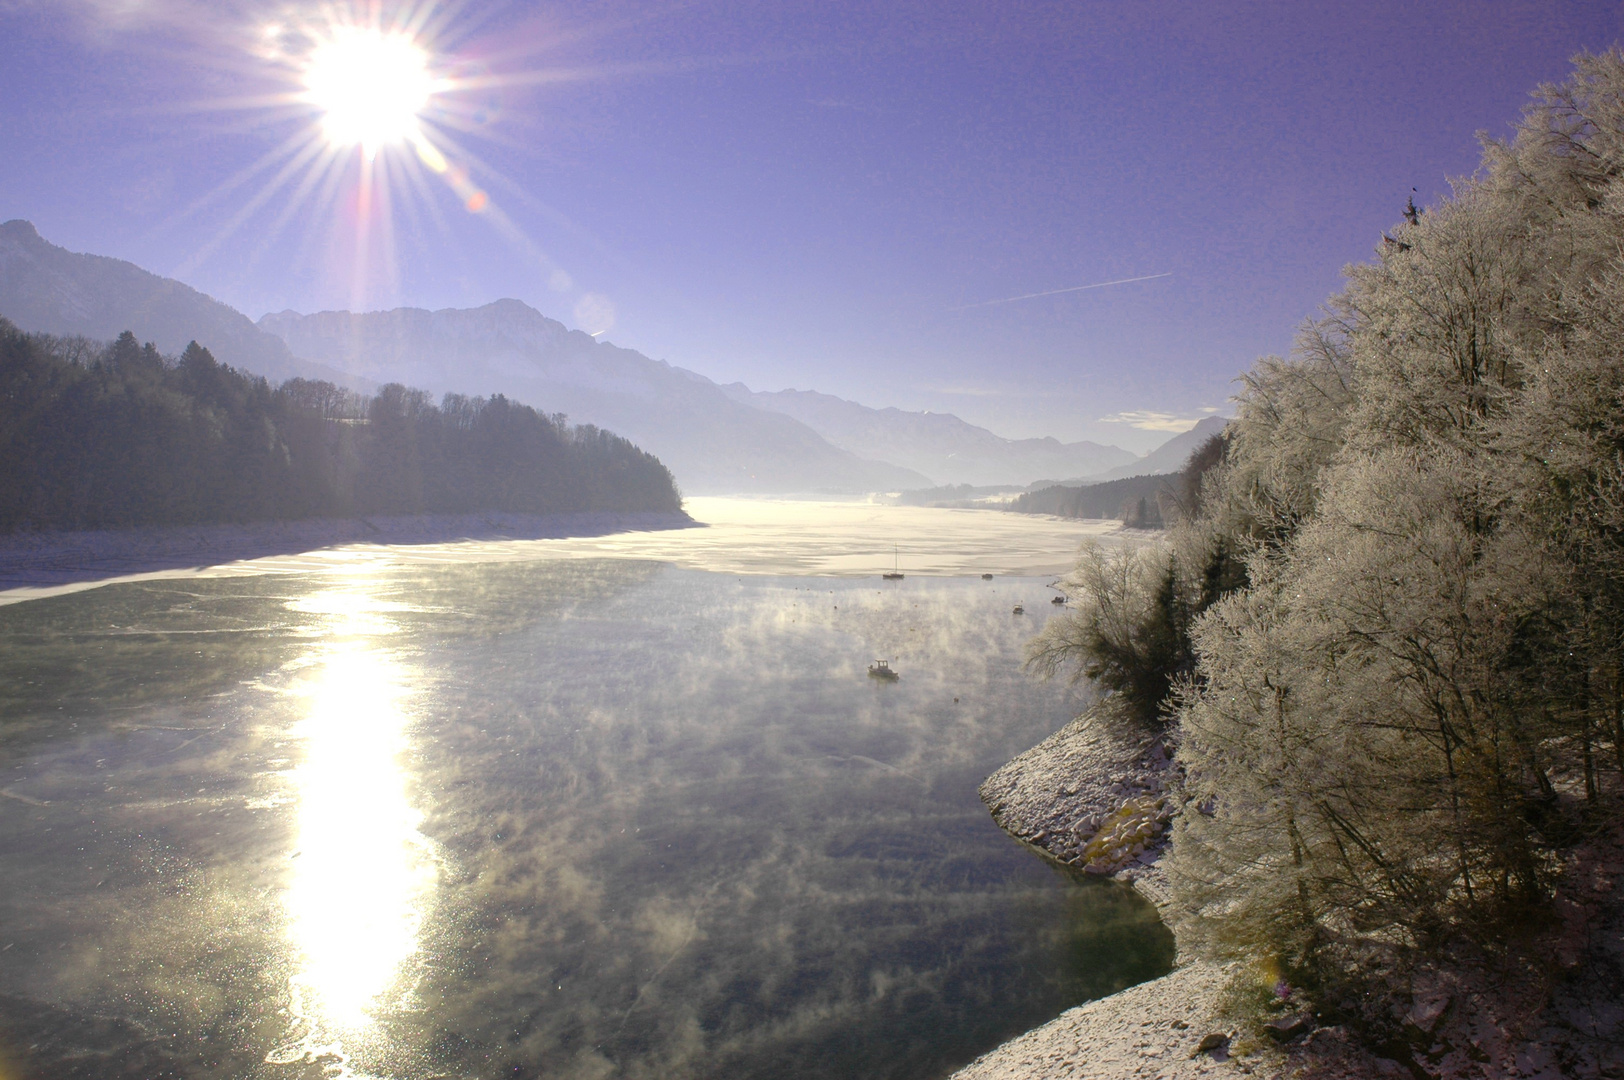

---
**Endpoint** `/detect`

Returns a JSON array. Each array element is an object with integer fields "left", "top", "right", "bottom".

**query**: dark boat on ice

[{"left": 868, "top": 659, "right": 899, "bottom": 680}]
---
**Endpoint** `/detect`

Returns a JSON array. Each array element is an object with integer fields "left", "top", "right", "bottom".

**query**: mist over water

[{"left": 0, "top": 519, "right": 1172, "bottom": 1079}]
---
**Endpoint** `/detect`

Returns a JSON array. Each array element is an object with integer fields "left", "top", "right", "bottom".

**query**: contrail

[{"left": 953, "top": 272, "right": 1172, "bottom": 310}]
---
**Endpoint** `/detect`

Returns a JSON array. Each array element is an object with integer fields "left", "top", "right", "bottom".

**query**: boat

[
  {"left": 981, "top": 573, "right": 994, "bottom": 580},
  {"left": 882, "top": 545, "right": 904, "bottom": 580},
  {"left": 1012, "top": 604, "right": 1025, "bottom": 615},
  {"left": 1051, "top": 595, "right": 1066, "bottom": 605},
  {"left": 868, "top": 659, "right": 900, "bottom": 680}
]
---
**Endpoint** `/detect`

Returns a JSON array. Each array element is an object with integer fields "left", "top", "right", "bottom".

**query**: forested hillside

[
  {"left": 1031, "top": 53, "right": 1624, "bottom": 1052},
  {"left": 258, "top": 301, "right": 931, "bottom": 494},
  {"left": 0, "top": 319, "right": 681, "bottom": 532},
  {"left": 1012, "top": 438, "right": 1222, "bottom": 527}
]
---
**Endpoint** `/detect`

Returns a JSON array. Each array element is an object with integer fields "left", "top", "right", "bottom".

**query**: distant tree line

[
  {"left": 1030, "top": 53, "right": 1624, "bottom": 1038},
  {"left": 0, "top": 319, "right": 681, "bottom": 532},
  {"left": 1011, "top": 445, "right": 1223, "bottom": 528},
  {"left": 882, "top": 483, "right": 1024, "bottom": 508}
]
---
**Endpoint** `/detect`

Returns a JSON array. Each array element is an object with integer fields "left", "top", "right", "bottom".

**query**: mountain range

[
  {"left": 1045, "top": 415, "right": 1229, "bottom": 485},
  {"left": 0, "top": 219, "right": 359, "bottom": 389},
  {"left": 718, "top": 384, "right": 1136, "bottom": 487},
  {"left": 258, "top": 303, "right": 930, "bottom": 494},
  {"left": 1, "top": 220, "right": 1209, "bottom": 495}
]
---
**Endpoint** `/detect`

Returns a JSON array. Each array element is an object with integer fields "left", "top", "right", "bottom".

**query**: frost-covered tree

[
  {"left": 1027, "top": 541, "right": 1194, "bottom": 725},
  {"left": 1164, "top": 52, "right": 1624, "bottom": 1003},
  {"left": 1026, "top": 317, "right": 1352, "bottom": 729}
]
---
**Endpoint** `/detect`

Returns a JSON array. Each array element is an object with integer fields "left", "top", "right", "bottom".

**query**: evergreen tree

[{"left": 0, "top": 319, "right": 681, "bottom": 532}]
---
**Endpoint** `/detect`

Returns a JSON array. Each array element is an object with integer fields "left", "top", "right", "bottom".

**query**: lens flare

[
  {"left": 304, "top": 27, "right": 438, "bottom": 157},
  {"left": 170, "top": 5, "right": 590, "bottom": 312}
]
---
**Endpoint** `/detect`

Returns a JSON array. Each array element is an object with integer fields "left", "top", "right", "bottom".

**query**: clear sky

[{"left": 3, "top": 1, "right": 1622, "bottom": 452}]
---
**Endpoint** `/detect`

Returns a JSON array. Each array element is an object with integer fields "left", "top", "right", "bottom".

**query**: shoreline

[
  {"left": 0, "top": 509, "right": 699, "bottom": 599},
  {"left": 954, "top": 702, "right": 1381, "bottom": 1080},
  {"left": 955, "top": 701, "right": 1624, "bottom": 1080}
]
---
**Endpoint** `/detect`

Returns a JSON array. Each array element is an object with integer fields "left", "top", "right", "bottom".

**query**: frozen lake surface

[{"left": 0, "top": 502, "right": 1169, "bottom": 1079}]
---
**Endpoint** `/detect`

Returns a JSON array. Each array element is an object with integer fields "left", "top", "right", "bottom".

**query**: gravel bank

[
  {"left": 950, "top": 960, "right": 1241, "bottom": 1080},
  {"left": 951, "top": 954, "right": 1392, "bottom": 1080}
]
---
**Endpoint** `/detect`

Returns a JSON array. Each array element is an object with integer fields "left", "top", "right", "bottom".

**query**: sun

[
  {"left": 171, "top": 7, "right": 532, "bottom": 304},
  {"left": 303, "top": 26, "right": 439, "bottom": 158}
]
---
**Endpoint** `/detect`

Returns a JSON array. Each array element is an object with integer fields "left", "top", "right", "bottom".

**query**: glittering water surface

[{"left": 0, "top": 526, "right": 1172, "bottom": 1079}]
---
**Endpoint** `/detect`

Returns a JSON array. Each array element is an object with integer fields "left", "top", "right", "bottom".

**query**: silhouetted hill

[
  {"left": 0, "top": 320, "right": 680, "bottom": 532},
  {"left": 260, "top": 302, "right": 930, "bottom": 495},
  {"left": 0, "top": 220, "right": 360, "bottom": 388},
  {"left": 1013, "top": 474, "right": 1173, "bottom": 525},
  {"left": 719, "top": 384, "right": 1136, "bottom": 487},
  {"left": 1015, "top": 423, "right": 1229, "bottom": 526}
]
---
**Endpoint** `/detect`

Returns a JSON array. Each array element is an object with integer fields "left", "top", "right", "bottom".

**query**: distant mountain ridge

[
  {"left": 1085, "top": 415, "right": 1228, "bottom": 480},
  {"left": 2, "top": 219, "right": 1203, "bottom": 496},
  {"left": 718, "top": 384, "right": 1136, "bottom": 487},
  {"left": 0, "top": 221, "right": 926, "bottom": 494},
  {"left": 1029, "top": 415, "right": 1229, "bottom": 488},
  {"left": 0, "top": 219, "right": 359, "bottom": 388},
  {"left": 259, "top": 302, "right": 931, "bottom": 495}
]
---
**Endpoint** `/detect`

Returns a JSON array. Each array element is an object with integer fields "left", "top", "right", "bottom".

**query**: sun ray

[
  {"left": 172, "top": 133, "right": 335, "bottom": 278},
  {"left": 160, "top": 92, "right": 317, "bottom": 115},
  {"left": 169, "top": 1, "right": 673, "bottom": 313},
  {"left": 239, "top": 149, "right": 357, "bottom": 282},
  {"left": 449, "top": 53, "right": 772, "bottom": 94},
  {"left": 151, "top": 126, "right": 326, "bottom": 237},
  {"left": 375, "top": 154, "right": 405, "bottom": 303},
  {"left": 288, "top": 156, "right": 360, "bottom": 289},
  {"left": 397, "top": 145, "right": 459, "bottom": 249},
  {"left": 436, "top": 131, "right": 622, "bottom": 269},
  {"left": 350, "top": 153, "right": 378, "bottom": 311}
]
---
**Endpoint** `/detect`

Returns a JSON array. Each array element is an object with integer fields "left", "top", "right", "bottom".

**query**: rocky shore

[
  {"left": 957, "top": 699, "right": 1624, "bottom": 1080},
  {"left": 977, "top": 698, "right": 1176, "bottom": 907},
  {"left": 954, "top": 699, "right": 1396, "bottom": 1080},
  {"left": 953, "top": 700, "right": 1258, "bottom": 1080}
]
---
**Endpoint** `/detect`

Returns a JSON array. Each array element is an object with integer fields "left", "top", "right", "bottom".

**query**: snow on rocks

[
  {"left": 969, "top": 697, "right": 1624, "bottom": 1080},
  {"left": 978, "top": 698, "right": 1178, "bottom": 895}
]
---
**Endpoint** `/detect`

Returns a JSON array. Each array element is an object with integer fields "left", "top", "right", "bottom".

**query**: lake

[{"left": 0, "top": 501, "right": 1172, "bottom": 1079}]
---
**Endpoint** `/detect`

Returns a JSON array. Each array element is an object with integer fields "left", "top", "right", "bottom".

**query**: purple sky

[{"left": 3, "top": 1, "right": 1621, "bottom": 452}]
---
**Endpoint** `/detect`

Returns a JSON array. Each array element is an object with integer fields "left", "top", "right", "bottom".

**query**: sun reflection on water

[{"left": 268, "top": 586, "right": 438, "bottom": 1071}]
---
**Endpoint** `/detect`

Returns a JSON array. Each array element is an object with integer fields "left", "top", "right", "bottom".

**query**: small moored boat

[
  {"left": 1012, "top": 604, "right": 1025, "bottom": 615},
  {"left": 868, "top": 659, "right": 900, "bottom": 680},
  {"left": 882, "top": 546, "right": 904, "bottom": 580}
]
